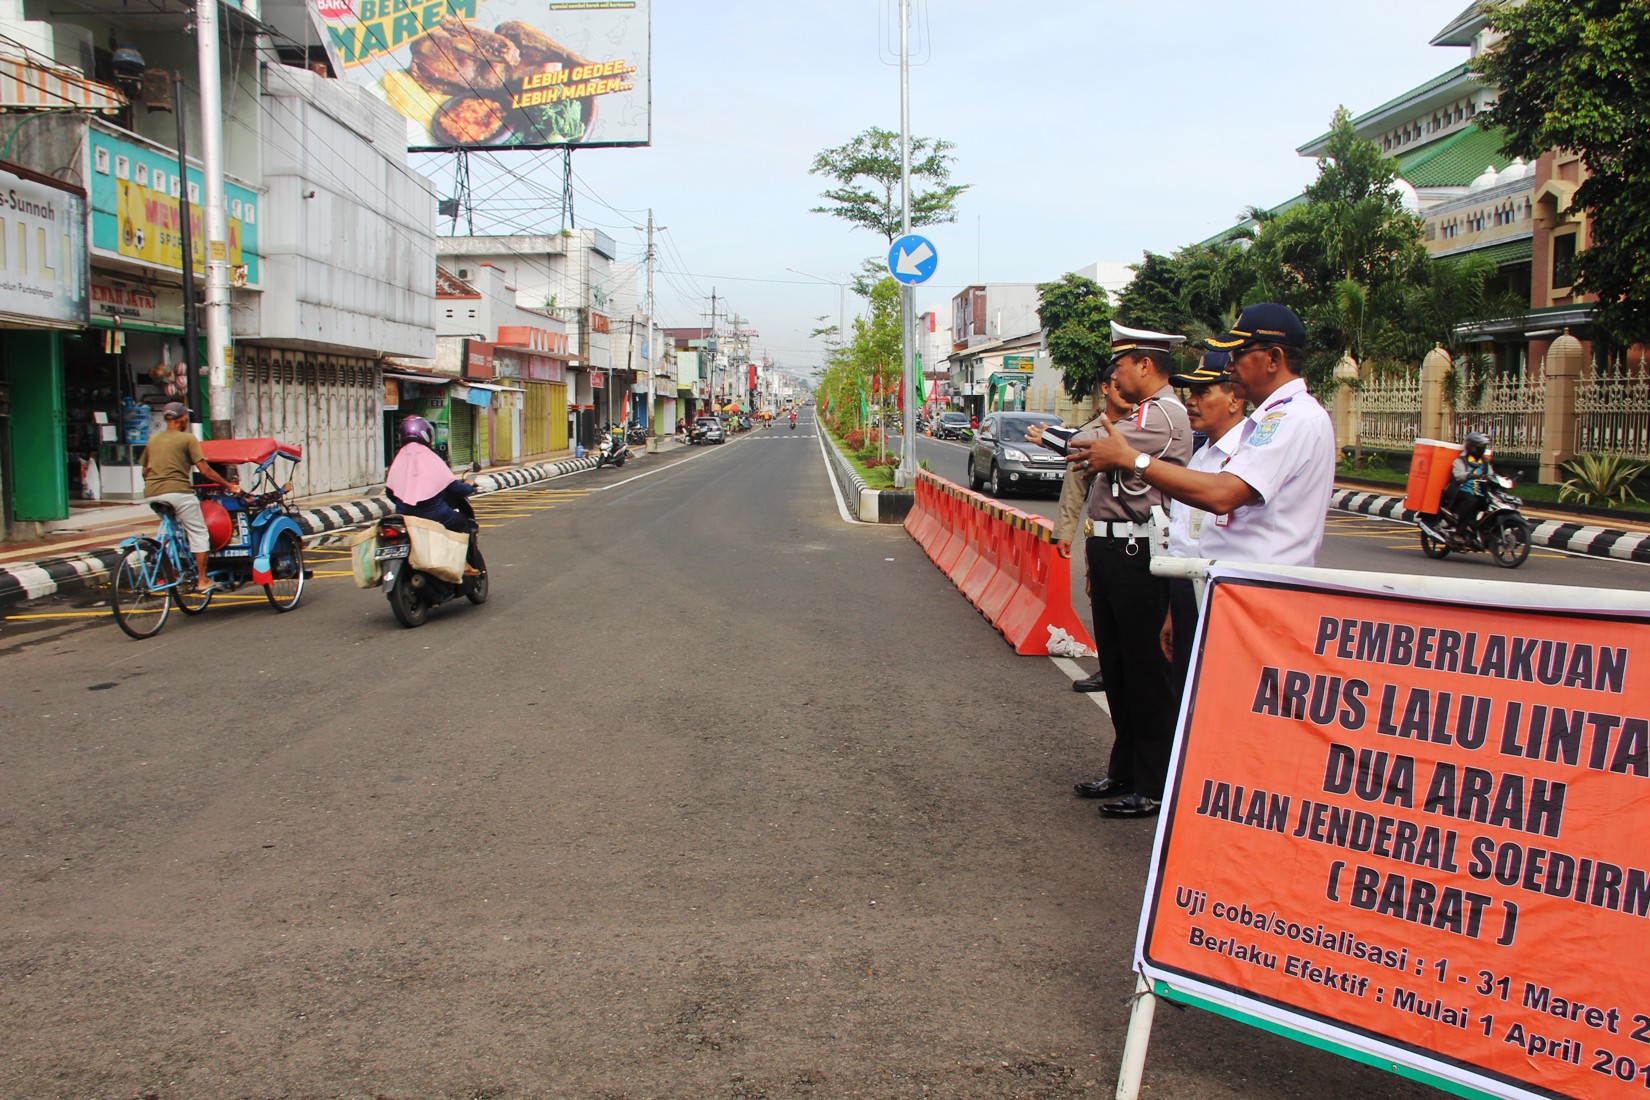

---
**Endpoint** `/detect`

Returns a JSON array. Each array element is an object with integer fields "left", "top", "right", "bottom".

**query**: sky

[{"left": 411, "top": 0, "right": 1477, "bottom": 377}]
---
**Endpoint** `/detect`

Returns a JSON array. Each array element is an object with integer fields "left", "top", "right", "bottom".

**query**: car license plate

[
  {"left": 375, "top": 544, "right": 410, "bottom": 560},
  {"left": 1041, "top": 471, "right": 1062, "bottom": 480}
]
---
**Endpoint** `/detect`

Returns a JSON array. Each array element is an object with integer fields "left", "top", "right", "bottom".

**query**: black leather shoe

[
  {"left": 1074, "top": 777, "right": 1132, "bottom": 799},
  {"left": 1099, "top": 793, "right": 1162, "bottom": 819},
  {"left": 1071, "top": 672, "right": 1106, "bottom": 693}
]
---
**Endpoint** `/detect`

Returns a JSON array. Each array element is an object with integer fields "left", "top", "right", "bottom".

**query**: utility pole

[
  {"left": 171, "top": 72, "right": 201, "bottom": 424},
  {"left": 645, "top": 209, "right": 658, "bottom": 437},
  {"left": 195, "top": 0, "right": 233, "bottom": 439},
  {"left": 706, "top": 288, "right": 719, "bottom": 407},
  {"left": 896, "top": 0, "right": 917, "bottom": 488}
]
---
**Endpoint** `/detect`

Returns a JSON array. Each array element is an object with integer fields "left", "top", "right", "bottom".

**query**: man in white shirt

[
  {"left": 1161, "top": 352, "right": 1246, "bottom": 697},
  {"left": 1068, "top": 303, "right": 1336, "bottom": 571}
]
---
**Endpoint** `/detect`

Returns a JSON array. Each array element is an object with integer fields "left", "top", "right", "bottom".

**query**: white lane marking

[
  {"left": 1051, "top": 655, "right": 1110, "bottom": 715},
  {"left": 815, "top": 426, "right": 871, "bottom": 526}
]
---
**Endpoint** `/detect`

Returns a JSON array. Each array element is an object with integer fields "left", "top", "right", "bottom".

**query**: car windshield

[
  {"left": 696, "top": 419, "right": 718, "bottom": 427},
  {"left": 941, "top": 413, "right": 968, "bottom": 423},
  {"left": 996, "top": 417, "right": 1061, "bottom": 444}
]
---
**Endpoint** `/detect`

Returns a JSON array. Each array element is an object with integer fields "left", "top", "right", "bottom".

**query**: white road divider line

[{"left": 1051, "top": 655, "right": 1110, "bottom": 715}]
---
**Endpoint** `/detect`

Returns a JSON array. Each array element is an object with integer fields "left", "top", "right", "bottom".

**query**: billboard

[
  {"left": 1136, "top": 564, "right": 1650, "bottom": 1100},
  {"left": 0, "top": 162, "right": 87, "bottom": 329},
  {"left": 310, "top": 0, "right": 650, "bottom": 150}
]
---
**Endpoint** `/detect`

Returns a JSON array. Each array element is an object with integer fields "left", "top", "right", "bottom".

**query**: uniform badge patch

[{"left": 1251, "top": 411, "right": 1286, "bottom": 447}]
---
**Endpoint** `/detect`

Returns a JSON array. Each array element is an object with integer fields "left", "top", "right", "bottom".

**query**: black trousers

[
  {"left": 1086, "top": 536, "right": 1176, "bottom": 799},
  {"left": 1168, "top": 577, "right": 1198, "bottom": 703}
]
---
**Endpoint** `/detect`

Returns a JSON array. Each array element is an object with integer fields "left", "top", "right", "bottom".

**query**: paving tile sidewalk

[{"left": 0, "top": 441, "right": 691, "bottom": 609}]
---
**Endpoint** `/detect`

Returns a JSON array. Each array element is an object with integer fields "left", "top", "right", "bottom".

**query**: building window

[{"left": 1551, "top": 232, "right": 1578, "bottom": 291}]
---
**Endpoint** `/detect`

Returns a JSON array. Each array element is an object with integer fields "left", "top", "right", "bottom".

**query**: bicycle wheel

[
  {"left": 174, "top": 578, "right": 213, "bottom": 615},
  {"left": 111, "top": 541, "right": 173, "bottom": 639},
  {"left": 263, "top": 530, "right": 306, "bottom": 611}
]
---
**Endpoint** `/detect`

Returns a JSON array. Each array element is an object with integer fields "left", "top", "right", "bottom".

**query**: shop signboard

[
  {"left": 1130, "top": 563, "right": 1650, "bottom": 1100},
  {"left": 1004, "top": 354, "right": 1035, "bottom": 372},
  {"left": 86, "top": 128, "right": 261, "bottom": 286},
  {"left": 463, "top": 339, "right": 495, "bottom": 379},
  {"left": 309, "top": 0, "right": 651, "bottom": 151},
  {"left": 0, "top": 162, "right": 88, "bottom": 329},
  {"left": 493, "top": 349, "right": 521, "bottom": 378},
  {"left": 89, "top": 276, "right": 187, "bottom": 330},
  {"left": 522, "top": 354, "right": 565, "bottom": 383}
]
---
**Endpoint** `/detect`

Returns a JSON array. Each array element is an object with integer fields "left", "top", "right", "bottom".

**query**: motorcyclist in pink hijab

[{"left": 385, "top": 416, "right": 476, "bottom": 531}]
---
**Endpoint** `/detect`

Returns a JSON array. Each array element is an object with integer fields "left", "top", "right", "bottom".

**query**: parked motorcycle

[
  {"left": 625, "top": 423, "right": 648, "bottom": 446},
  {"left": 1415, "top": 475, "right": 1531, "bottom": 568},
  {"left": 375, "top": 494, "right": 488, "bottom": 628},
  {"left": 597, "top": 427, "right": 631, "bottom": 469}
]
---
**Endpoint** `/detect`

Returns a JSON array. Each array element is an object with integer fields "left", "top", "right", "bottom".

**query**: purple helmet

[{"left": 399, "top": 415, "right": 434, "bottom": 447}]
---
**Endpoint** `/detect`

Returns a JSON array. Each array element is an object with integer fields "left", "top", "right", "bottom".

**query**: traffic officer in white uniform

[
  {"left": 1069, "top": 303, "right": 1336, "bottom": 569},
  {"left": 1161, "top": 351, "right": 1244, "bottom": 698},
  {"left": 1069, "top": 322, "right": 1192, "bottom": 819}
]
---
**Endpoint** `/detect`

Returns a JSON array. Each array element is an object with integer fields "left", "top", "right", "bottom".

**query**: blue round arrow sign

[{"left": 888, "top": 234, "right": 939, "bottom": 285}]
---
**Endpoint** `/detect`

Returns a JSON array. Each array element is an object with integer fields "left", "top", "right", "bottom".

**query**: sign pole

[
  {"left": 896, "top": 0, "right": 916, "bottom": 488},
  {"left": 1114, "top": 974, "right": 1157, "bottom": 1100}
]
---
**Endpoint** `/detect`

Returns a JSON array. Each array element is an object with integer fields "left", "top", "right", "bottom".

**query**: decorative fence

[
  {"left": 1576, "top": 371, "right": 1650, "bottom": 458},
  {"left": 1353, "top": 364, "right": 1650, "bottom": 464},
  {"left": 1450, "top": 370, "right": 1546, "bottom": 460},
  {"left": 1355, "top": 371, "right": 1422, "bottom": 452}
]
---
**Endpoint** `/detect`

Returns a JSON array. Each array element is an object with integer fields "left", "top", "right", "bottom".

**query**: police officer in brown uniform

[{"left": 1070, "top": 322, "right": 1193, "bottom": 818}]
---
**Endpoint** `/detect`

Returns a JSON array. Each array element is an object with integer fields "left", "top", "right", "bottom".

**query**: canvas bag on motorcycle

[
  {"left": 403, "top": 515, "right": 470, "bottom": 584},
  {"left": 347, "top": 523, "right": 381, "bottom": 589}
]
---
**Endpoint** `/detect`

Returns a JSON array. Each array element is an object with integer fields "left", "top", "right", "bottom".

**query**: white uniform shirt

[
  {"left": 1166, "top": 422, "right": 1244, "bottom": 559},
  {"left": 1197, "top": 377, "right": 1336, "bottom": 567}
]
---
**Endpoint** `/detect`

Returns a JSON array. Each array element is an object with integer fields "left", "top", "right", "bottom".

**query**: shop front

[
  {"left": 493, "top": 325, "right": 576, "bottom": 461},
  {"left": 0, "top": 162, "right": 89, "bottom": 537},
  {"left": 382, "top": 365, "right": 457, "bottom": 467}
]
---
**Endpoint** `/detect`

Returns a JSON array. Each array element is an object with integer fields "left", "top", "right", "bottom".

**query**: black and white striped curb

[
  {"left": 819, "top": 432, "right": 912, "bottom": 524},
  {"left": 1332, "top": 489, "right": 1650, "bottom": 563},
  {"left": 0, "top": 456, "right": 604, "bottom": 608}
]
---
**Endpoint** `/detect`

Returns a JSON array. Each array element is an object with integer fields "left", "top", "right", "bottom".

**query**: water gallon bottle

[{"left": 123, "top": 398, "right": 151, "bottom": 445}]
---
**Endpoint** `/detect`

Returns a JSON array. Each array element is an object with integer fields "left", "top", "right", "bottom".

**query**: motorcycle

[
  {"left": 375, "top": 491, "right": 488, "bottom": 628},
  {"left": 596, "top": 427, "right": 630, "bottom": 469},
  {"left": 788, "top": 416, "right": 797, "bottom": 431},
  {"left": 1415, "top": 475, "right": 1531, "bottom": 568},
  {"left": 625, "top": 423, "right": 648, "bottom": 446}
]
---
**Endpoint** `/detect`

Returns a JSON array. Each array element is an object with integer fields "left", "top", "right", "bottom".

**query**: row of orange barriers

[{"left": 905, "top": 470, "right": 1097, "bottom": 656}]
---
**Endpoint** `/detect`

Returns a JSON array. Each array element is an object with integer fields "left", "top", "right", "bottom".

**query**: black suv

[
  {"left": 934, "top": 411, "right": 972, "bottom": 440},
  {"left": 967, "top": 412, "right": 1066, "bottom": 497}
]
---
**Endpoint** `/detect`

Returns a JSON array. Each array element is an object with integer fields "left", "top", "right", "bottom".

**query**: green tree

[
  {"left": 1036, "top": 273, "right": 1114, "bottom": 402},
  {"left": 810, "top": 126, "right": 971, "bottom": 244},
  {"left": 1113, "top": 252, "right": 1191, "bottom": 335},
  {"left": 1243, "top": 107, "right": 1429, "bottom": 384},
  {"left": 1475, "top": 0, "right": 1650, "bottom": 342}
]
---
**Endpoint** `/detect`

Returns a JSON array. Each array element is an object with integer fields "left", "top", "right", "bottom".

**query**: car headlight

[{"left": 1003, "top": 448, "right": 1029, "bottom": 462}]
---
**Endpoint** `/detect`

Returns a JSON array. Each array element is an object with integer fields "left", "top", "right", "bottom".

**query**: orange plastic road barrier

[
  {"left": 917, "top": 484, "right": 957, "bottom": 560},
  {"left": 904, "top": 475, "right": 936, "bottom": 546},
  {"left": 977, "top": 509, "right": 1027, "bottom": 623},
  {"left": 909, "top": 472, "right": 1096, "bottom": 657},
  {"left": 947, "top": 494, "right": 987, "bottom": 585},
  {"left": 959, "top": 501, "right": 1007, "bottom": 606},
  {"left": 996, "top": 513, "right": 1095, "bottom": 655},
  {"left": 933, "top": 486, "right": 970, "bottom": 575}
]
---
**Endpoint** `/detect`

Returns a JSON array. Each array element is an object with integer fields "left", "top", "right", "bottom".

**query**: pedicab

[{"left": 110, "top": 438, "right": 311, "bottom": 638}]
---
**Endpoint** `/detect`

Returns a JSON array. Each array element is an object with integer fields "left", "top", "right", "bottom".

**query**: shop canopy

[{"left": 200, "top": 438, "right": 302, "bottom": 467}]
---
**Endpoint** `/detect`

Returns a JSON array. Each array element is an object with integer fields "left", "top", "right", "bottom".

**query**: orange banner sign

[{"left": 1139, "top": 569, "right": 1650, "bottom": 1100}]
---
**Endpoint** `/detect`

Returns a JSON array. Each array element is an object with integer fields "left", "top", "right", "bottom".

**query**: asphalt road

[{"left": 0, "top": 413, "right": 1562, "bottom": 1099}]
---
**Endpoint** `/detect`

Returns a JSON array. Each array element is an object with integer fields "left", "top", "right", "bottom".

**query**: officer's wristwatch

[{"left": 1133, "top": 452, "right": 1152, "bottom": 473}]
